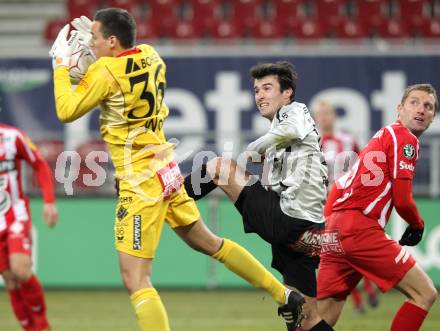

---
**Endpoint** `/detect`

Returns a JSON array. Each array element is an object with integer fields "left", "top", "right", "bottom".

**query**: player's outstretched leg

[
  {"left": 212, "top": 239, "right": 306, "bottom": 328},
  {"left": 174, "top": 221, "right": 305, "bottom": 328}
]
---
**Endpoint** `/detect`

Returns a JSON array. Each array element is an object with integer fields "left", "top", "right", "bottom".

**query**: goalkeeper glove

[
  {"left": 71, "top": 16, "right": 93, "bottom": 46},
  {"left": 399, "top": 225, "right": 424, "bottom": 246},
  {"left": 49, "top": 24, "right": 81, "bottom": 68}
]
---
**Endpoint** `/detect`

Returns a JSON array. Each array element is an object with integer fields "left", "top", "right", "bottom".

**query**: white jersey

[{"left": 247, "top": 102, "right": 327, "bottom": 223}]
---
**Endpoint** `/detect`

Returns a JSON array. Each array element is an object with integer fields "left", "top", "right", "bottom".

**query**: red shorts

[
  {"left": 317, "top": 210, "right": 416, "bottom": 300},
  {"left": 0, "top": 220, "right": 32, "bottom": 272}
]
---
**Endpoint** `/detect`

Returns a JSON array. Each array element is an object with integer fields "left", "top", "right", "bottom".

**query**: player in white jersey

[
  {"left": 0, "top": 123, "right": 58, "bottom": 331},
  {"left": 184, "top": 62, "right": 332, "bottom": 331}
]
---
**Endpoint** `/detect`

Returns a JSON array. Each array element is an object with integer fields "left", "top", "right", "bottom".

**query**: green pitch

[{"left": 0, "top": 289, "right": 438, "bottom": 330}]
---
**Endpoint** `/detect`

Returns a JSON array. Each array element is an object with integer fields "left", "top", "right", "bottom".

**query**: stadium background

[{"left": 0, "top": 0, "right": 440, "bottom": 330}]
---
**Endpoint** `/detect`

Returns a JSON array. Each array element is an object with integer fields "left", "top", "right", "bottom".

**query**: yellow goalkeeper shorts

[{"left": 114, "top": 162, "right": 200, "bottom": 258}]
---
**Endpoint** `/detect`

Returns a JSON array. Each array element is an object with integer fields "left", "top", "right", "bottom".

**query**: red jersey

[
  {"left": 332, "top": 121, "right": 419, "bottom": 228},
  {"left": 0, "top": 124, "right": 55, "bottom": 231},
  {"left": 321, "top": 131, "right": 360, "bottom": 184}
]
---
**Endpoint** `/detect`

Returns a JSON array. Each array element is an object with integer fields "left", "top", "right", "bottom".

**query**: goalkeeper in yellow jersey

[{"left": 49, "top": 7, "right": 304, "bottom": 331}]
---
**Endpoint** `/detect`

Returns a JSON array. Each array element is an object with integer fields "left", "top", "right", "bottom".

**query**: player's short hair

[
  {"left": 94, "top": 8, "right": 136, "bottom": 49},
  {"left": 250, "top": 61, "right": 298, "bottom": 102},
  {"left": 401, "top": 83, "right": 438, "bottom": 114}
]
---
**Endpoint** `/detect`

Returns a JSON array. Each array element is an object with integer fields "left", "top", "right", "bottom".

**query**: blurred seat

[
  {"left": 335, "top": 18, "right": 367, "bottom": 39},
  {"left": 136, "top": 20, "right": 159, "bottom": 39},
  {"left": 191, "top": 0, "right": 221, "bottom": 35},
  {"left": 420, "top": 18, "right": 440, "bottom": 37},
  {"left": 107, "top": 0, "right": 138, "bottom": 13},
  {"left": 208, "top": 19, "right": 244, "bottom": 39},
  {"left": 274, "top": 0, "right": 302, "bottom": 32},
  {"left": 292, "top": 19, "right": 325, "bottom": 39},
  {"left": 233, "top": 0, "right": 262, "bottom": 33},
  {"left": 250, "top": 20, "right": 285, "bottom": 39},
  {"left": 166, "top": 0, "right": 206, "bottom": 39},
  {"left": 169, "top": 19, "right": 203, "bottom": 39},
  {"left": 150, "top": 0, "right": 179, "bottom": 37},
  {"left": 67, "top": 0, "right": 99, "bottom": 19},
  {"left": 399, "top": 0, "right": 427, "bottom": 34},
  {"left": 378, "top": 18, "right": 410, "bottom": 38},
  {"left": 44, "top": 18, "right": 68, "bottom": 42},
  {"left": 315, "top": 0, "right": 344, "bottom": 31},
  {"left": 357, "top": 0, "right": 387, "bottom": 35}
]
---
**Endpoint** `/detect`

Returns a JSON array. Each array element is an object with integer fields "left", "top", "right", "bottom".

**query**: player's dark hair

[
  {"left": 401, "top": 83, "right": 438, "bottom": 114},
  {"left": 250, "top": 61, "right": 298, "bottom": 102},
  {"left": 94, "top": 8, "right": 136, "bottom": 49}
]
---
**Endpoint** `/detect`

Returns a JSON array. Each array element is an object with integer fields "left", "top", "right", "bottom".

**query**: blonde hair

[{"left": 401, "top": 84, "right": 438, "bottom": 113}]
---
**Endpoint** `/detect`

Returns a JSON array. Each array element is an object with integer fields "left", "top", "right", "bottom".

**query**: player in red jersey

[
  {"left": 313, "top": 100, "right": 360, "bottom": 186},
  {"left": 0, "top": 124, "right": 58, "bottom": 331},
  {"left": 312, "top": 100, "right": 379, "bottom": 313},
  {"left": 316, "top": 84, "right": 438, "bottom": 331}
]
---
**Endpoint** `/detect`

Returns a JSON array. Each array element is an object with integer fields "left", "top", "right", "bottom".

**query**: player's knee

[
  {"left": 410, "top": 281, "right": 438, "bottom": 309},
  {"left": 206, "top": 157, "right": 237, "bottom": 185},
  {"left": 1, "top": 271, "right": 19, "bottom": 289},
  {"left": 423, "top": 285, "right": 438, "bottom": 309},
  {"left": 121, "top": 271, "right": 151, "bottom": 294}
]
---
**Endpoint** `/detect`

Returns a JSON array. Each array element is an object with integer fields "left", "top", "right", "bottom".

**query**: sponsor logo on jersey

[
  {"left": 399, "top": 160, "right": 415, "bottom": 171},
  {"left": 289, "top": 229, "right": 322, "bottom": 256},
  {"left": 403, "top": 144, "right": 415, "bottom": 159},
  {"left": 0, "top": 160, "right": 15, "bottom": 173},
  {"left": 320, "top": 230, "right": 345, "bottom": 254},
  {"left": 133, "top": 215, "right": 141, "bottom": 250},
  {"left": 117, "top": 206, "right": 128, "bottom": 221}
]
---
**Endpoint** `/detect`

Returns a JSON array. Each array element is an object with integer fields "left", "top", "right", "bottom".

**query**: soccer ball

[{"left": 69, "top": 44, "right": 96, "bottom": 84}]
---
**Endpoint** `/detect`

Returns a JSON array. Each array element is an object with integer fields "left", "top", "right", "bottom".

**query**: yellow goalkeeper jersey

[{"left": 54, "top": 44, "right": 174, "bottom": 180}]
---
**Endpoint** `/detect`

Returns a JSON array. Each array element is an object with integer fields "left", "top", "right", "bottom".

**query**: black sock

[
  {"left": 184, "top": 164, "right": 218, "bottom": 200},
  {"left": 310, "top": 320, "right": 334, "bottom": 331}
]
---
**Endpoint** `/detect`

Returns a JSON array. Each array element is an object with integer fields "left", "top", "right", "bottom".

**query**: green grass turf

[{"left": 0, "top": 289, "right": 439, "bottom": 330}]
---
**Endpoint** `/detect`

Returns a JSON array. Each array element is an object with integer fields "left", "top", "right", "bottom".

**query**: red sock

[
  {"left": 363, "top": 278, "right": 374, "bottom": 295},
  {"left": 8, "top": 288, "right": 34, "bottom": 331},
  {"left": 390, "top": 301, "right": 428, "bottom": 331},
  {"left": 20, "top": 275, "right": 49, "bottom": 330},
  {"left": 351, "top": 288, "right": 362, "bottom": 308}
]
